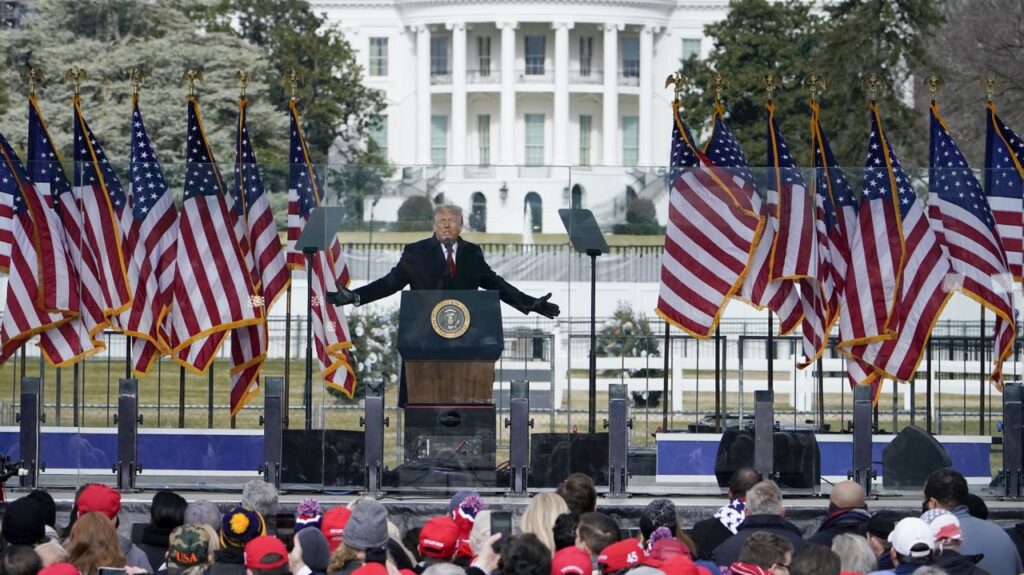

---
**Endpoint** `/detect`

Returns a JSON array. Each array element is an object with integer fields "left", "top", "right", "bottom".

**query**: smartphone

[
  {"left": 276, "top": 512, "right": 296, "bottom": 551},
  {"left": 98, "top": 568, "right": 126, "bottom": 575},
  {"left": 490, "top": 511, "right": 513, "bottom": 551}
]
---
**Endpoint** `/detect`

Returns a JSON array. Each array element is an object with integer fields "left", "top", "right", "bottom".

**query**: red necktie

[{"left": 446, "top": 245, "right": 456, "bottom": 279}]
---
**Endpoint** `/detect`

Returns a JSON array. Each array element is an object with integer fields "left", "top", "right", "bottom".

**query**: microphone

[{"left": 443, "top": 237, "right": 453, "bottom": 250}]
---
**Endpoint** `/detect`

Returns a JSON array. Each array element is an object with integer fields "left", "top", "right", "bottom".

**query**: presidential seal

[{"left": 431, "top": 299, "right": 470, "bottom": 339}]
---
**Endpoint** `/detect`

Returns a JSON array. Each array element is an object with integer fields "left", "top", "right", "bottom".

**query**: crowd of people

[{"left": 0, "top": 468, "right": 1020, "bottom": 575}]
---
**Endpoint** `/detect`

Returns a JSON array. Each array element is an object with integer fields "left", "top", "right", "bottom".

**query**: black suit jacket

[{"left": 354, "top": 236, "right": 537, "bottom": 313}]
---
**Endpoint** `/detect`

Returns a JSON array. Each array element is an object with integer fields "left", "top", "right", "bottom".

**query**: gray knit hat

[
  {"left": 342, "top": 500, "right": 389, "bottom": 550},
  {"left": 184, "top": 500, "right": 222, "bottom": 530}
]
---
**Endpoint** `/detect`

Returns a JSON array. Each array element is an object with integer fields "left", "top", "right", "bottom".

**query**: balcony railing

[
  {"left": 570, "top": 68, "right": 603, "bottom": 84},
  {"left": 517, "top": 68, "right": 554, "bottom": 83},
  {"left": 618, "top": 71, "right": 640, "bottom": 86},
  {"left": 467, "top": 68, "right": 498, "bottom": 83},
  {"left": 430, "top": 72, "right": 452, "bottom": 85}
]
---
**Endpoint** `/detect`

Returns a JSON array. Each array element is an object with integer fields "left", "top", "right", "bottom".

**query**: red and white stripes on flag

[
  {"left": 119, "top": 97, "right": 178, "bottom": 375},
  {"left": 289, "top": 99, "right": 356, "bottom": 396},
  {"left": 984, "top": 102, "right": 1024, "bottom": 281},
  {"left": 227, "top": 96, "right": 290, "bottom": 415},
  {"left": 28, "top": 97, "right": 104, "bottom": 366},
  {"left": 169, "top": 97, "right": 262, "bottom": 373},
  {"left": 841, "top": 104, "right": 954, "bottom": 386},
  {"left": 72, "top": 96, "right": 132, "bottom": 320},
  {"left": 928, "top": 103, "right": 1015, "bottom": 387},
  {"left": 656, "top": 102, "right": 763, "bottom": 338},
  {"left": 0, "top": 133, "right": 74, "bottom": 364}
]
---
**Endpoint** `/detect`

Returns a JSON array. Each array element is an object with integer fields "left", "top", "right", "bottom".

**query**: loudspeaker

[
  {"left": 281, "top": 430, "right": 364, "bottom": 487},
  {"left": 714, "top": 428, "right": 820, "bottom": 489},
  {"left": 882, "top": 426, "right": 951, "bottom": 490},
  {"left": 529, "top": 432, "right": 609, "bottom": 487},
  {"left": 403, "top": 405, "right": 496, "bottom": 469}
]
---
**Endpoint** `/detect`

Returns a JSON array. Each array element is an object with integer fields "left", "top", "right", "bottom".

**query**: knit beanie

[
  {"left": 296, "top": 527, "right": 331, "bottom": 572},
  {"left": 296, "top": 498, "right": 323, "bottom": 532},
  {"left": 1, "top": 497, "right": 46, "bottom": 546},
  {"left": 221, "top": 506, "right": 266, "bottom": 549},
  {"left": 185, "top": 500, "right": 222, "bottom": 531},
  {"left": 639, "top": 499, "right": 677, "bottom": 540},
  {"left": 343, "top": 500, "right": 389, "bottom": 551}
]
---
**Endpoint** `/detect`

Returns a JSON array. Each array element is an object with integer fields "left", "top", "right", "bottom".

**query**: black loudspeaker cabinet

[
  {"left": 281, "top": 429, "right": 364, "bottom": 487},
  {"left": 403, "top": 404, "right": 496, "bottom": 469},
  {"left": 714, "top": 428, "right": 820, "bottom": 489},
  {"left": 882, "top": 426, "right": 951, "bottom": 490},
  {"left": 529, "top": 432, "right": 610, "bottom": 487}
]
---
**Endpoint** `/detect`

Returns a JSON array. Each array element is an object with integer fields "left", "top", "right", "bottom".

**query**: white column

[
  {"left": 449, "top": 22, "right": 467, "bottom": 166},
  {"left": 415, "top": 25, "right": 432, "bottom": 165},
  {"left": 498, "top": 21, "right": 518, "bottom": 165},
  {"left": 552, "top": 22, "right": 573, "bottom": 166},
  {"left": 638, "top": 26, "right": 656, "bottom": 166},
  {"left": 602, "top": 23, "right": 623, "bottom": 166}
]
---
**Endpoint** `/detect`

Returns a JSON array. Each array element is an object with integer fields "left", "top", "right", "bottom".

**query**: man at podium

[{"left": 329, "top": 204, "right": 560, "bottom": 318}]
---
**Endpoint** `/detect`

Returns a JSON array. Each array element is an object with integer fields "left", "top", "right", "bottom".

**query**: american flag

[
  {"left": 843, "top": 105, "right": 953, "bottom": 385},
  {"left": 119, "top": 98, "right": 178, "bottom": 374},
  {"left": 227, "top": 97, "right": 290, "bottom": 415},
  {"left": 28, "top": 98, "right": 104, "bottom": 366},
  {"left": 766, "top": 105, "right": 820, "bottom": 366},
  {"left": 72, "top": 96, "right": 132, "bottom": 319},
  {"left": 984, "top": 102, "right": 1024, "bottom": 281},
  {"left": 928, "top": 104, "right": 1015, "bottom": 386},
  {"left": 169, "top": 97, "right": 262, "bottom": 373},
  {"left": 707, "top": 106, "right": 802, "bottom": 335},
  {"left": 656, "top": 102, "right": 762, "bottom": 338},
  {"left": 810, "top": 104, "right": 878, "bottom": 395},
  {"left": 289, "top": 99, "right": 356, "bottom": 396},
  {"left": 0, "top": 132, "right": 73, "bottom": 363}
]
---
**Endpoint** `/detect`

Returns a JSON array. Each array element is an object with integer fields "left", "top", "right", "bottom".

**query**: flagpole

[
  {"left": 284, "top": 281, "right": 292, "bottom": 426},
  {"left": 763, "top": 75, "right": 779, "bottom": 396}
]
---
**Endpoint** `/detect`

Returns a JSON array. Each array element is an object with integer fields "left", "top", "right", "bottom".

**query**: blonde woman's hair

[{"left": 520, "top": 493, "right": 568, "bottom": 556}]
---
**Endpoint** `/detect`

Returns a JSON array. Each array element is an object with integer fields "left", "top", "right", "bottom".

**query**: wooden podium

[{"left": 397, "top": 290, "right": 504, "bottom": 405}]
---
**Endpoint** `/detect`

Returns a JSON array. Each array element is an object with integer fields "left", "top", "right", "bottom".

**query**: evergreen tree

[
  {"left": 812, "top": 0, "right": 943, "bottom": 167},
  {"left": 680, "top": 0, "right": 824, "bottom": 166},
  {"left": 0, "top": 0, "right": 288, "bottom": 187}
]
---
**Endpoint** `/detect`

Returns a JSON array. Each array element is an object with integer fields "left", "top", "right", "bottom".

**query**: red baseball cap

[
  {"left": 77, "top": 485, "right": 121, "bottom": 519},
  {"left": 418, "top": 516, "right": 460, "bottom": 559},
  {"left": 552, "top": 546, "right": 592, "bottom": 575},
  {"left": 321, "top": 507, "right": 352, "bottom": 552},
  {"left": 352, "top": 563, "right": 388, "bottom": 575},
  {"left": 244, "top": 536, "right": 289, "bottom": 570},
  {"left": 39, "top": 564, "right": 79, "bottom": 575},
  {"left": 597, "top": 539, "right": 644, "bottom": 574}
]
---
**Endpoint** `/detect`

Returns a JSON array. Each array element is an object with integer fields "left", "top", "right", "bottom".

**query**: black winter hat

[
  {"left": 2, "top": 497, "right": 46, "bottom": 546},
  {"left": 639, "top": 499, "right": 677, "bottom": 540}
]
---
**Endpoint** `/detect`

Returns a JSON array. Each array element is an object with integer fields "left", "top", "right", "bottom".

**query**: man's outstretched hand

[
  {"left": 531, "top": 293, "right": 560, "bottom": 318},
  {"left": 326, "top": 286, "right": 359, "bottom": 306}
]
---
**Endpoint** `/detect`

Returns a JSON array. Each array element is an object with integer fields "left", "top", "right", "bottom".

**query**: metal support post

[
  {"left": 754, "top": 389, "right": 774, "bottom": 481},
  {"left": 361, "top": 381, "right": 388, "bottom": 497},
  {"left": 851, "top": 385, "right": 875, "bottom": 495},
  {"left": 260, "top": 377, "right": 285, "bottom": 488},
  {"left": 1003, "top": 382, "right": 1022, "bottom": 498},
  {"left": 17, "top": 377, "right": 42, "bottom": 489},
  {"left": 606, "top": 383, "right": 630, "bottom": 498},
  {"left": 506, "top": 380, "right": 531, "bottom": 494},
  {"left": 114, "top": 378, "right": 142, "bottom": 491}
]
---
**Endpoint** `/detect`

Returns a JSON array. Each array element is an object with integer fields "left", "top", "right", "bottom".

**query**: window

[
  {"left": 431, "top": 115, "right": 448, "bottom": 165},
  {"left": 622, "top": 116, "right": 639, "bottom": 166},
  {"left": 369, "top": 37, "right": 388, "bottom": 76},
  {"left": 524, "top": 35, "right": 546, "bottom": 75},
  {"left": 579, "top": 115, "right": 592, "bottom": 166},
  {"left": 431, "top": 35, "right": 449, "bottom": 76},
  {"left": 470, "top": 192, "right": 487, "bottom": 232},
  {"left": 368, "top": 114, "right": 388, "bottom": 160},
  {"left": 477, "top": 36, "right": 492, "bottom": 77},
  {"left": 622, "top": 36, "right": 640, "bottom": 77},
  {"left": 478, "top": 115, "right": 491, "bottom": 166},
  {"left": 579, "top": 36, "right": 593, "bottom": 76},
  {"left": 525, "top": 114, "right": 545, "bottom": 166},
  {"left": 524, "top": 192, "right": 543, "bottom": 232},
  {"left": 681, "top": 38, "right": 701, "bottom": 61}
]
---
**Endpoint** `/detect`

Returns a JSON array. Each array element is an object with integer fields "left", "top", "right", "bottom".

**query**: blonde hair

[{"left": 520, "top": 493, "right": 568, "bottom": 556}]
